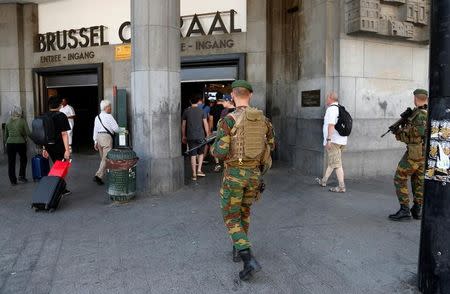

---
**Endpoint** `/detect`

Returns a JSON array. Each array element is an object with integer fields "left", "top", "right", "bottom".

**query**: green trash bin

[{"left": 106, "top": 148, "right": 139, "bottom": 202}]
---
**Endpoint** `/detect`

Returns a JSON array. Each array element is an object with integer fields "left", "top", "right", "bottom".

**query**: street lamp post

[{"left": 418, "top": 0, "right": 450, "bottom": 292}]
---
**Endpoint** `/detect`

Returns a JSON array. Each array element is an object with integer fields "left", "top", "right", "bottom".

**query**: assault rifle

[
  {"left": 381, "top": 107, "right": 414, "bottom": 138},
  {"left": 184, "top": 134, "right": 217, "bottom": 155}
]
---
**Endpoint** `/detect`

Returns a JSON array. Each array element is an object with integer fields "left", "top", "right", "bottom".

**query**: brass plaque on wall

[{"left": 301, "top": 90, "right": 321, "bottom": 107}]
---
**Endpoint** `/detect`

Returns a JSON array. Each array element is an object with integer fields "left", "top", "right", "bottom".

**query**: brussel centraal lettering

[
  {"left": 38, "top": 26, "right": 109, "bottom": 52},
  {"left": 37, "top": 10, "right": 242, "bottom": 52}
]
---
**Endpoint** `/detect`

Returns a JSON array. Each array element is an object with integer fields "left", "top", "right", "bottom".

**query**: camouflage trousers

[
  {"left": 220, "top": 167, "right": 261, "bottom": 251},
  {"left": 394, "top": 152, "right": 425, "bottom": 206}
]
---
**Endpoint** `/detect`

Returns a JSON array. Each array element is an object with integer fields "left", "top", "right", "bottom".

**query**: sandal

[
  {"left": 329, "top": 186, "right": 346, "bottom": 193},
  {"left": 192, "top": 176, "right": 197, "bottom": 181},
  {"left": 197, "top": 172, "right": 206, "bottom": 177},
  {"left": 214, "top": 164, "right": 222, "bottom": 172},
  {"left": 315, "top": 177, "right": 327, "bottom": 187}
]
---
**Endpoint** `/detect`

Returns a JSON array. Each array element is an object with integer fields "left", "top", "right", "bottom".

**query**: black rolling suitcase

[{"left": 31, "top": 176, "right": 66, "bottom": 211}]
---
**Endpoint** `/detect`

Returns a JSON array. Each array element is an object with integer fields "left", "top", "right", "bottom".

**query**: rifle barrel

[
  {"left": 184, "top": 135, "right": 217, "bottom": 155},
  {"left": 381, "top": 130, "right": 390, "bottom": 138}
]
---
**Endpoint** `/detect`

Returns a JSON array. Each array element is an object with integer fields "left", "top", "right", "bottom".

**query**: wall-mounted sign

[
  {"left": 181, "top": 10, "right": 242, "bottom": 38},
  {"left": 39, "top": 51, "right": 96, "bottom": 64},
  {"left": 115, "top": 44, "right": 132, "bottom": 61},
  {"left": 38, "top": 26, "right": 110, "bottom": 52},
  {"left": 301, "top": 90, "right": 321, "bottom": 107},
  {"left": 181, "top": 38, "right": 235, "bottom": 52},
  {"left": 37, "top": 10, "right": 242, "bottom": 53}
]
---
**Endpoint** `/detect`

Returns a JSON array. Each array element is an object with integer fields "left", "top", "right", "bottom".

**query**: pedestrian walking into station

[
  {"left": 220, "top": 94, "right": 236, "bottom": 118},
  {"left": 182, "top": 94, "right": 210, "bottom": 181},
  {"left": 5, "top": 106, "right": 30, "bottom": 185},
  {"left": 389, "top": 89, "right": 428, "bottom": 221},
  {"left": 316, "top": 92, "right": 349, "bottom": 193},
  {"left": 93, "top": 100, "right": 119, "bottom": 185},
  {"left": 42, "top": 96, "right": 72, "bottom": 196},
  {"left": 211, "top": 80, "right": 275, "bottom": 281},
  {"left": 59, "top": 98, "right": 76, "bottom": 151},
  {"left": 209, "top": 93, "right": 225, "bottom": 172}
]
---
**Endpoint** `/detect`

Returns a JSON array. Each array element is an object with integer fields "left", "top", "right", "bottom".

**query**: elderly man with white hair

[
  {"left": 315, "top": 92, "right": 348, "bottom": 193},
  {"left": 92, "top": 100, "right": 119, "bottom": 185}
]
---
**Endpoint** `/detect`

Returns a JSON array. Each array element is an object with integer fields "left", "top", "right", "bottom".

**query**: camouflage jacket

[
  {"left": 396, "top": 106, "right": 428, "bottom": 145},
  {"left": 211, "top": 107, "right": 275, "bottom": 162}
]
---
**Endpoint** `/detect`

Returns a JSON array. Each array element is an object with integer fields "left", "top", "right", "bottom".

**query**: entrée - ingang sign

[{"left": 37, "top": 10, "right": 242, "bottom": 52}]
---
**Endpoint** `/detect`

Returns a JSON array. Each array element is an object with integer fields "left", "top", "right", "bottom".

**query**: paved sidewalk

[{"left": 0, "top": 154, "right": 421, "bottom": 294}]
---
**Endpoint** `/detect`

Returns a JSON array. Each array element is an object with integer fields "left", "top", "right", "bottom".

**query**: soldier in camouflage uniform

[
  {"left": 389, "top": 89, "right": 428, "bottom": 221},
  {"left": 211, "top": 80, "right": 275, "bottom": 281}
]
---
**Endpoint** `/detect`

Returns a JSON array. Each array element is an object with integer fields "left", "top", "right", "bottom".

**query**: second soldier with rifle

[
  {"left": 211, "top": 80, "right": 275, "bottom": 281},
  {"left": 386, "top": 89, "right": 428, "bottom": 221}
]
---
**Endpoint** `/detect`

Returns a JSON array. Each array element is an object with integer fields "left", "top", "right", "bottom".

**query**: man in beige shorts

[
  {"left": 315, "top": 92, "right": 348, "bottom": 192},
  {"left": 92, "top": 100, "right": 120, "bottom": 185}
]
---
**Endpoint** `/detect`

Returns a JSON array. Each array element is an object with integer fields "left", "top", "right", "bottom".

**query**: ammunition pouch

[
  {"left": 396, "top": 131, "right": 410, "bottom": 143},
  {"left": 407, "top": 143, "right": 424, "bottom": 161}
]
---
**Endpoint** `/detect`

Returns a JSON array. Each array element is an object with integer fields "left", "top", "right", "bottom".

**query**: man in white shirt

[
  {"left": 92, "top": 100, "right": 120, "bottom": 185},
  {"left": 315, "top": 92, "right": 348, "bottom": 192},
  {"left": 60, "top": 98, "right": 76, "bottom": 148}
]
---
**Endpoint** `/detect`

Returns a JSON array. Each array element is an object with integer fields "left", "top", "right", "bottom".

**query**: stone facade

[
  {"left": 0, "top": 0, "right": 431, "bottom": 189},
  {"left": 346, "top": 0, "right": 429, "bottom": 42},
  {"left": 267, "top": 0, "right": 429, "bottom": 178},
  {"left": 0, "top": 4, "right": 37, "bottom": 154}
]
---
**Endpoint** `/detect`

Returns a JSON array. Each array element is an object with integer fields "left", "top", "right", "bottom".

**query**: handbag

[{"left": 48, "top": 159, "right": 72, "bottom": 179}]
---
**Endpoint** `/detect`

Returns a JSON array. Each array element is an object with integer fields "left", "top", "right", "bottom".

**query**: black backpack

[
  {"left": 30, "top": 113, "right": 56, "bottom": 145},
  {"left": 332, "top": 105, "right": 353, "bottom": 136}
]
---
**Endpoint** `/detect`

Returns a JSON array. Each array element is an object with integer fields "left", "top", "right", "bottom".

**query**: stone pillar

[
  {"left": 246, "top": 0, "right": 267, "bottom": 111},
  {"left": 0, "top": 4, "right": 37, "bottom": 155},
  {"left": 131, "top": 0, "right": 184, "bottom": 194}
]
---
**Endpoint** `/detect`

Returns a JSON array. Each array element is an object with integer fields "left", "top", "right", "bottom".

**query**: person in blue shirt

[
  {"left": 198, "top": 97, "right": 212, "bottom": 163},
  {"left": 198, "top": 97, "right": 211, "bottom": 117}
]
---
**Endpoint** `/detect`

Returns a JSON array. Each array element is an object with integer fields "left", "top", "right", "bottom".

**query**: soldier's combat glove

[
  {"left": 255, "top": 180, "right": 265, "bottom": 202},
  {"left": 259, "top": 181, "right": 266, "bottom": 193}
]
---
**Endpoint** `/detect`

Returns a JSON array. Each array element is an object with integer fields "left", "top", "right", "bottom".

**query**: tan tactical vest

[
  {"left": 405, "top": 108, "right": 427, "bottom": 160},
  {"left": 225, "top": 107, "right": 271, "bottom": 168}
]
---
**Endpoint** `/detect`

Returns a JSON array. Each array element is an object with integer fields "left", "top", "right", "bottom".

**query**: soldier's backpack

[
  {"left": 30, "top": 113, "right": 56, "bottom": 146},
  {"left": 332, "top": 105, "right": 353, "bottom": 136},
  {"left": 227, "top": 107, "right": 272, "bottom": 171}
]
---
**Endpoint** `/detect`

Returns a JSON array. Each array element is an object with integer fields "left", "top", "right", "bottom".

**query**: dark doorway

[
  {"left": 49, "top": 86, "right": 98, "bottom": 153},
  {"left": 181, "top": 81, "right": 233, "bottom": 114},
  {"left": 180, "top": 81, "right": 233, "bottom": 157},
  {"left": 32, "top": 64, "right": 103, "bottom": 154}
]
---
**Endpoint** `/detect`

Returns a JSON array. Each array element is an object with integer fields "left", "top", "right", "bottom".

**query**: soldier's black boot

[
  {"left": 238, "top": 249, "right": 262, "bottom": 281},
  {"left": 389, "top": 205, "right": 412, "bottom": 221},
  {"left": 410, "top": 204, "right": 422, "bottom": 220},
  {"left": 233, "top": 247, "right": 241, "bottom": 263}
]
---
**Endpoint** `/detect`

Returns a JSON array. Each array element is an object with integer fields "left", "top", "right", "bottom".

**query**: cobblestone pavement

[{"left": 0, "top": 154, "right": 421, "bottom": 294}]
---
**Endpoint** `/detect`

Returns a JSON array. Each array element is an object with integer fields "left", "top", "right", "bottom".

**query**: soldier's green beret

[
  {"left": 232, "top": 80, "right": 253, "bottom": 92},
  {"left": 414, "top": 89, "right": 428, "bottom": 96}
]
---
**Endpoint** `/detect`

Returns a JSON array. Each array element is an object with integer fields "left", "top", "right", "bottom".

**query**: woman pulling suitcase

[{"left": 4, "top": 106, "right": 30, "bottom": 185}]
